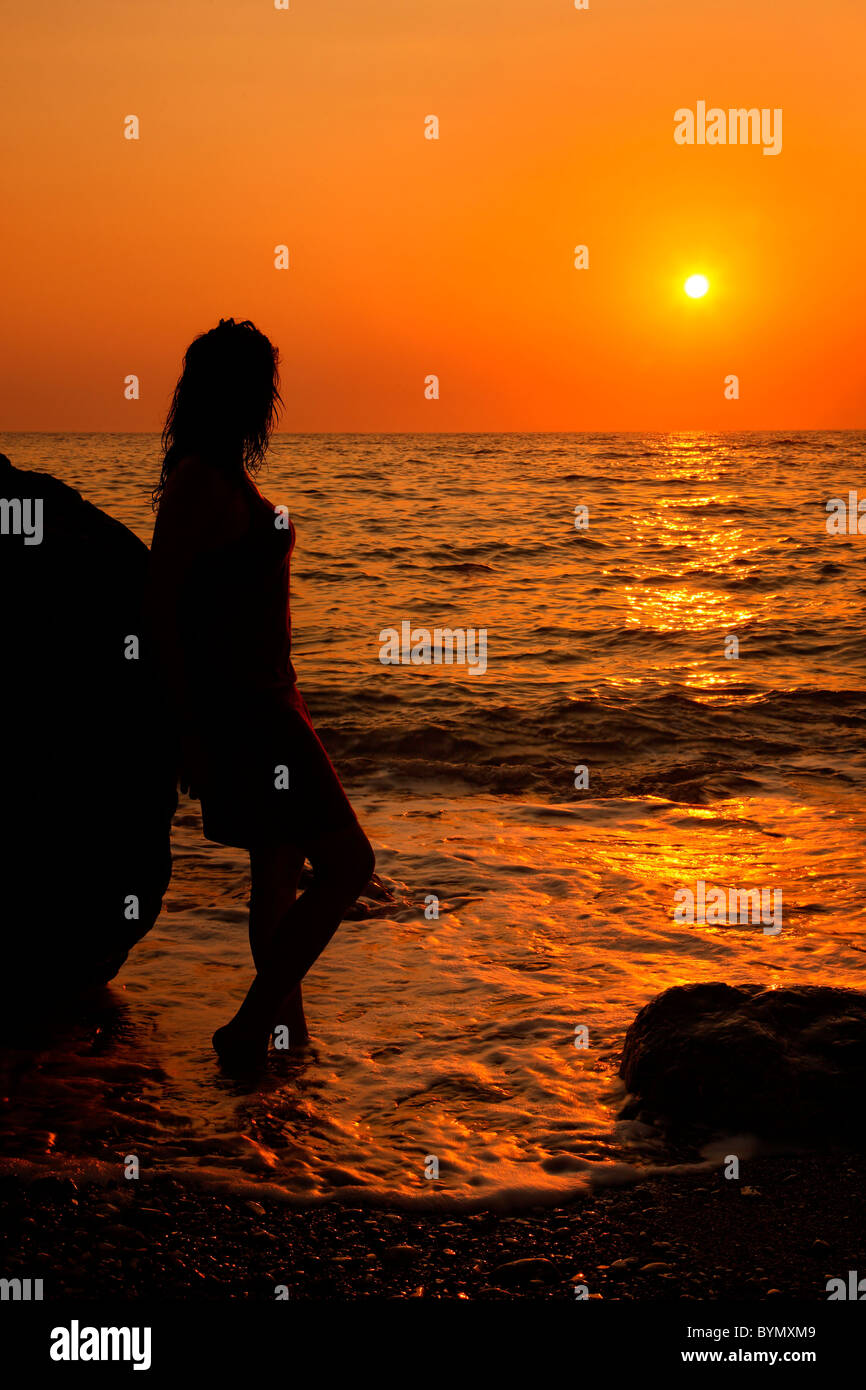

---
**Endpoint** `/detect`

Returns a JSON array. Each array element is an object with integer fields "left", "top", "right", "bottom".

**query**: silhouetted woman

[{"left": 146, "top": 318, "right": 375, "bottom": 1071}]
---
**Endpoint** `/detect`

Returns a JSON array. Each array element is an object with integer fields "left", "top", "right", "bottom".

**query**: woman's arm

[{"left": 145, "top": 456, "right": 248, "bottom": 731}]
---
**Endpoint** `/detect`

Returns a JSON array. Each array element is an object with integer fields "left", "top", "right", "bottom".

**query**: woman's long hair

[{"left": 152, "top": 318, "right": 283, "bottom": 507}]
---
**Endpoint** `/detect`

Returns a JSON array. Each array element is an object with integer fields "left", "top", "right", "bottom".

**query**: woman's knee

[
  {"left": 309, "top": 824, "right": 375, "bottom": 899},
  {"left": 352, "top": 831, "right": 376, "bottom": 892},
  {"left": 338, "top": 826, "right": 375, "bottom": 898}
]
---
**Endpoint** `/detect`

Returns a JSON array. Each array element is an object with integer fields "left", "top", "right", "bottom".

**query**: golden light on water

[{"left": 684, "top": 274, "right": 710, "bottom": 299}]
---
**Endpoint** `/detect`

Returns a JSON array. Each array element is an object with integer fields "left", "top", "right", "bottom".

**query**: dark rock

[
  {"left": 492, "top": 1256, "right": 559, "bottom": 1284},
  {"left": 619, "top": 982, "right": 866, "bottom": 1141},
  {"left": 380, "top": 1244, "right": 416, "bottom": 1266},
  {"left": 31, "top": 1176, "right": 78, "bottom": 1200},
  {"left": 0, "top": 454, "right": 176, "bottom": 998}
]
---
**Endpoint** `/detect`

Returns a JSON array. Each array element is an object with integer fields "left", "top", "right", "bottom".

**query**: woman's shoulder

[
  {"left": 156, "top": 455, "right": 251, "bottom": 551},
  {"left": 166, "top": 453, "right": 241, "bottom": 501}
]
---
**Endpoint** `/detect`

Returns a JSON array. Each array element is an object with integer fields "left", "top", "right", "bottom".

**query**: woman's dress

[{"left": 179, "top": 483, "right": 357, "bottom": 850}]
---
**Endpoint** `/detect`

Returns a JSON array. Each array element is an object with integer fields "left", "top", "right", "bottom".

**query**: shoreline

[{"left": 2, "top": 1153, "right": 862, "bottom": 1301}]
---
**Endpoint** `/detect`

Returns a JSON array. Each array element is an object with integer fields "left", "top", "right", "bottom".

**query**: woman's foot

[
  {"left": 212, "top": 1019, "right": 269, "bottom": 1074},
  {"left": 269, "top": 982, "right": 310, "bottom": 1050},
  {"left": 274, "top": 989, "right": 310, "bottom": 1048},
  {"left": 277, "top": 1021, "right": 311, "bottom": 1049},
  {"left": 270, "top": 1018, "right": 311, "bottom": 1050}
]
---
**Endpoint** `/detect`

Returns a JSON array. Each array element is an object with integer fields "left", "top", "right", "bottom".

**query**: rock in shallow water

[
  {"left": 619, "top": 982, "right": 866, "bottom": 1141},
  {"left": 0, "top": 454, "right": 176, "bottom": 997},
  {"left": 492, "top": 1256, "right": 560, "bottom": 1284}
]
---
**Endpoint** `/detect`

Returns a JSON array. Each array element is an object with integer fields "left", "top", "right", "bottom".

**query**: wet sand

[{"left": 3, "top": 1152, "right": 863, "bottom": 1302}]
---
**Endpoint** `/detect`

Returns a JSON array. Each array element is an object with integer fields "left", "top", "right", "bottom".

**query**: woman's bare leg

[
  {"left": 213, "top": 823, "right": 374, "bottom": 1069},
  {"left": 248, "top": 843, "right": 308, "bottom": 1046}
]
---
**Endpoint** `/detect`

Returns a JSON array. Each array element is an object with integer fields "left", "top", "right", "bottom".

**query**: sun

[{"left": 684, "top": 274, "right": 710, "bottom": 299}]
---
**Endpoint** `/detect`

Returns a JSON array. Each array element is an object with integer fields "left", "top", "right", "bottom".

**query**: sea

[{"left": 1, "top": 430, "right": 865, "bottom": 1208}]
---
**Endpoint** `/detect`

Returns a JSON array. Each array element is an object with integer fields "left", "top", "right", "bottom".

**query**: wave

[{"left": 315, "top": 687, "right": 866, "bottom": 797}]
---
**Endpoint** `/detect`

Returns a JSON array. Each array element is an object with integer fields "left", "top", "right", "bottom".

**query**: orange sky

[{"left": 1, "top": 0, "right": 864, "bottom": 431}]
